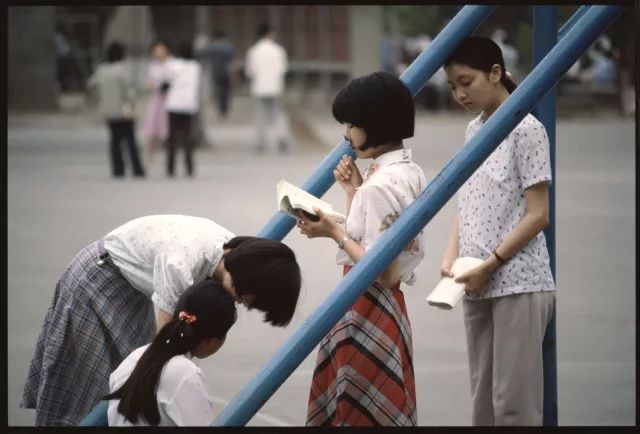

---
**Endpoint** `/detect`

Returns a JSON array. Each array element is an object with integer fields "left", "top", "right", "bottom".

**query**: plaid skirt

[
  {"left": 20, "top": 239, "right": 156, "bottom": 426},
  {"left": 306, "top": 265, "right": 417, "bottom": 426}
]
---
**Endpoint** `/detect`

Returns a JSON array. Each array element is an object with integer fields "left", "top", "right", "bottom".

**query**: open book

[
  {"left": 277, "top": 179, "right": 346, "bottom": 223},
  {"left": 425, "top": 257, "right": 485, "bottom": 310}
]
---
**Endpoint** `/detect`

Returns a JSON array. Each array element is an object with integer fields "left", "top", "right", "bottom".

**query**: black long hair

[
  {"left": 223, "top": 236, "right": 301, "bottom": 327},
  {"left": 444, "top": 35, "right": 518, "bottom": 94},
  {"left": 103, "top": 280, "right": 236, "bottom": 425}
]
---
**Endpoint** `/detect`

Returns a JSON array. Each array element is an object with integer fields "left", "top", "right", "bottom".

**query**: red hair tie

[{"left": 178, "top": 311, "right": 197, "bottom": 325}]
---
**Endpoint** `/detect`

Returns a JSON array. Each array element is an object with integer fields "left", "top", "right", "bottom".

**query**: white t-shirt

[
  {"left": 245, "top": 38, "right": 288, "bottom": 97},
  {"left": 103, "top": 215, "right": 235, "bottom": 315},
  {"left": 337, "top": 148, "right": 426, "bottom": 285},
  {"left": 458, "top": 113, "right": 556, "bottom": 300},
  {"left": 165, "top": 58, "right": 202, "bottom": 114},
  {"left": 107, "top": 344, "right": 215, "bottom": 426}
]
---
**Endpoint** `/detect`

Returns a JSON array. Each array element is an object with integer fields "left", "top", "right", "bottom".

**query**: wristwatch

[{"left": 337, "top": 236, "right": 349, "bottom": 250}]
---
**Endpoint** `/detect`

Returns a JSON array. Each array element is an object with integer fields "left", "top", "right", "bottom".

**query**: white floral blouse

[{"left": 336, "top": 148, "right": 426, "bottom": 285}]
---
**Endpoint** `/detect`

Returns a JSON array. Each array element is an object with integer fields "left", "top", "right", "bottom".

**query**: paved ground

[{"left": 7, "top": 96, "right": 635, "bottom": 426}]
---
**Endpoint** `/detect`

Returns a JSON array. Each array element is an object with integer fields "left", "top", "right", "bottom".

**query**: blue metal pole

[
  {"left": 78, "top": 400, "right": 109, "bottom": 426},
  {"left": 533, "top": 5, "right": 559, "bottom": 426},
  {"left": 213, "top": 5, "right": 622, "bottom": 426},
  {"left": 558, "top": 6, "right": 589, "bottom": 40},
  {"left": 257, "top": 5, "right": 495, "bottom": 240}
]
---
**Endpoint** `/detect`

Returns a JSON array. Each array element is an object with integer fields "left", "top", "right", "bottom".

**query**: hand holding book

[
  {"left": 277, "top": 179, "right": 346, "bottom": 223},
  {"left": 426, "top": 257, "right": 484, "bottom": 310}
]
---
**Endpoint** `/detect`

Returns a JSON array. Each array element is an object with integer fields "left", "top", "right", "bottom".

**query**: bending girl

[{"left": 21, "top": 214, "right": 301, "bottom": 426}]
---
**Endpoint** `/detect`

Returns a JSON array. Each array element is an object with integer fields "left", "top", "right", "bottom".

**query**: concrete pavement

[{"left": 7, "top": 97, "right": 635, "bottom": 426}]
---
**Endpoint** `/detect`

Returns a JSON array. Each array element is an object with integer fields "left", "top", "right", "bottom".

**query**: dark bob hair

[
  {"left": 223, "top": 236, "right": 301, "bottom": 327},
  {"left": 332, "top": 71, "right": 414, "bottom": 151},
  {"left": 444, "top": 35, "right": 517, "bottom": 94}
]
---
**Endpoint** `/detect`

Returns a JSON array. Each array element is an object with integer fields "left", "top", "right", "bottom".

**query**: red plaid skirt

[{"left": 306, "top": 265, "right": 417, "bottom": 426}]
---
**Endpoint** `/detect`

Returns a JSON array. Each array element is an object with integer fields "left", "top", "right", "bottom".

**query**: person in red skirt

[{"left": 297, "top": 71, "right": 426, "bottom": 426}]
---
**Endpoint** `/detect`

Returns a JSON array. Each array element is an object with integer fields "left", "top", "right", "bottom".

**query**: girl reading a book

[
  {"left": 297, "top": 71, "right": 426, "bottom": 426},
  {"left": 104, "top": 279, "right": 236, "bottom": 426},
  {"left": 440, "top": 36, "right": 555, "bottom": 426}
]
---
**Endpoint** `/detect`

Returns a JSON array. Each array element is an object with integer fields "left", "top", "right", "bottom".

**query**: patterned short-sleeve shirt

[
  {"left": 104, "top": 215, "right": 235, "bottom": 314},
  {"left": 336, "top": 148, "right": 426, "bottom": 285},
  {"left": 459, "top": 113, "right": 556, "bottom": 300}
]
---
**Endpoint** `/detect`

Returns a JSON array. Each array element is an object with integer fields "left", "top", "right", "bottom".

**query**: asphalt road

[{"left": 7, "top": 106, "right": 635, "bottom": 426}]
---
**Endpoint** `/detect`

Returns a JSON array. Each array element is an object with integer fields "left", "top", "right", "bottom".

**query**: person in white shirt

[
  {"left": 296, "top": 72, "right": 426, "bottom": 426},
  {"left": 21, "top": 214, "right": 301, "bottom": 426},
  {"left": 441, "top": 36, "right": 555, "bottom": 426},
  {"left": 245, "top": 23, "right": 290, "bottom": 153},
  {"left": 164, "top": 43, "right": 202, "bottom": 177},
  {"left": 105, "top": 279, "right": 236, "bottom": 426}
]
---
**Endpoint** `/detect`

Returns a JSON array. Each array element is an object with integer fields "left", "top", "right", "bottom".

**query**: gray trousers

[
  {"left": 463, "top": 291, "right": 555, "bottom": 426},
  {"left": 254, "top": 96, "right": 290, "bottom": 151}
]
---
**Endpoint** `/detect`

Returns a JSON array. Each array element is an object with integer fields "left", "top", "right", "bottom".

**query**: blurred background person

[
  {"left": 87, "top": 41, "right": 146, "bottom": 178},
  {"left": 380, "top": 29, "right": 401, "bottom": 76},
  {"left": 165, "top": 42, "right": 202, "bottom": 178},
  {"left": 401, "top": 33, "right": 449, "bottom": 111},
  {"left": 54, "top": 25, "right": 73, "bottom": 93},
  {"left": 584, "top": 36, "right": 617, "bottom": 88},
  {"left": 245, "top": 22, "right": 290, "bottom": 154},
  {"left": 200, "top": 30, "right": 235, "bottom": 120},
  {"left": 141, "top": 40, "right": 173, "bottom": 163}
]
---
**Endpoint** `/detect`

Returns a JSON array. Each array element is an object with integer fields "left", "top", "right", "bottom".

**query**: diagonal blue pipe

[
  {"left": 257, "top": 5, "right": 495, "bottom": 240},
  {"left": 213, "top": 5, "right": 622, "bottom": 426},
  {"left": 558, "top": 5, "right": 589, "bottom": 39},
  {"left": 77, "top": 6, "right": 495, "bottom": 427}
]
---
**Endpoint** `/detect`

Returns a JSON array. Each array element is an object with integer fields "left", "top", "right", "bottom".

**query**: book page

[{"left": 277, "top": 180, "right": 346, "bottom": 223}]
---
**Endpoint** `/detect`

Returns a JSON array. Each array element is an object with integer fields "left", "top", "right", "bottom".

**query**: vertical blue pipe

[{"left": 533, "top": 5, "right": 558, "bottom": 426}]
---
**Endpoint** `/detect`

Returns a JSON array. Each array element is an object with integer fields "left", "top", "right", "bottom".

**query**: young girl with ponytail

[
  {"left": 104, "top": 279, "right": 237, "bottom": 426},
  {"left": 440, "top": 35, "right": 555, "bottom": 426}
]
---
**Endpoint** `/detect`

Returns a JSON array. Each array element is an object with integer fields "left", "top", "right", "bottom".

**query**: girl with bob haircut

[
  {"left": 298, "top": 71, "right": 426, "bottom": 426},
  {"left": 441, "top": 35, "right": 555, "bottom": 426},
  {"left": 21, "top": 214, "right": 301, "bottom": 426},
  {"left": 104, "top": 279, "right": 237, "bottom": 426}
]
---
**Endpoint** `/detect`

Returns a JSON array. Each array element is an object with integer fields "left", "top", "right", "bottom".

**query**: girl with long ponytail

[
  {"left": 441, "top": 35, "right": 555, "bottom": 426},
  {"left": 104, "top": 279, "right": 236, "bottom": 426}
]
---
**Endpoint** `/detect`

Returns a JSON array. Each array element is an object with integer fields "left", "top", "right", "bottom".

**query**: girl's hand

[
  {"left": 333, "top": 155, "right": 362, "bottom": 195},
  {"left": 455, "top": 263, "right": 491, "bottom": 294},
  {"left": 297, "top": 208, "right": 342, "bottom": 240},
  {"left": 440, "top": 257, "right": 456, "bottom": 278}
]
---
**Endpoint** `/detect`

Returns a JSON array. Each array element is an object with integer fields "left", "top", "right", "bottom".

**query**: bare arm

[
  {"left": 455, "top": 181, "right": 550, "bottom": 293},
  {"left": 491, "top": 181, "right": 549, "bottom": 263},
  {"left": 156, "top": 307, "right": 173, "bottom": 333},
  {"left": 297, "top": 208, "right": 401, "bottom": 288},
  {"left": 440, "top": 214, "right": 460, "bottom": 277},
  {"left": 330, "top": 224, "right": 401, "bottom": 288},
  {"left": 333, "top": 155, "right": 362, "bottom": 217}
]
